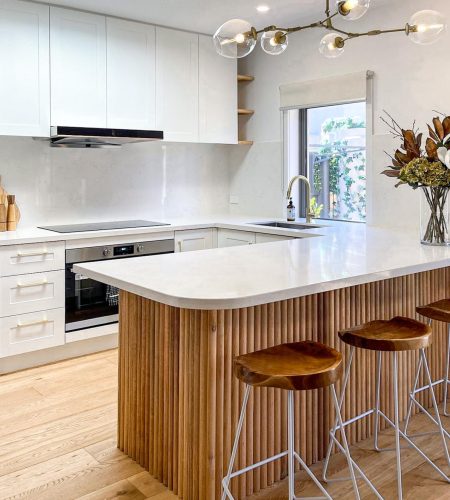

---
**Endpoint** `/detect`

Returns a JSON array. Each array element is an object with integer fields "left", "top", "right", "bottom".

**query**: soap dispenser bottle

[{"left": 287, "top": 198, "right": 296, "bottom": 221}]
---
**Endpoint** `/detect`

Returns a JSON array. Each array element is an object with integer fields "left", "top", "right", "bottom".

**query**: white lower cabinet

[
  {"left": 0, "top": 308, "right": 65, "bottom": 357},
  {"left": 218, "top": 229, "right": 256, "bottom": 248},
  {"left": 175, "top": 229, "right": 215, "bottom": 253},
  {"left": 255, "top": 233, "right": 294, "bottom": 244},
  {"left": 0, "top": 241, "right": 65, "bottom": 277},
  {"left": 0, "top": 270, "right": 65, "bottom": 317}
]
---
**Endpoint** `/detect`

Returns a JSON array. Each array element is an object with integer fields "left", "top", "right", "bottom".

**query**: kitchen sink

[{"left": 251, "top": 221, "right": 324, "bottom": 230}]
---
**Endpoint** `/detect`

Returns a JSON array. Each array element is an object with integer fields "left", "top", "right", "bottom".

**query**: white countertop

[
  {"left": 72, "top": 218, "right": 450, "bottom": 310},
  {"left": 0, "top": 216, "right": 318, "bottom": 246}
]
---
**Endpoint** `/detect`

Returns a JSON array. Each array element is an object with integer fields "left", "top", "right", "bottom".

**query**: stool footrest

[{"left": 227, "top": 451, "right": 288, "bottom": 480}]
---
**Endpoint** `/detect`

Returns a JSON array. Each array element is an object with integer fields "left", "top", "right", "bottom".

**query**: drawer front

[
  {"left": 0, "top": 308, "right": 65, "bottom": 358},
  {"left": 0, "top": 270, "right": 65, "bottom": 317},
  {"left": 0, "top": 241, "right": 65, "bottom": 277},
  {"left": 218, "top": 229, "right": 256, "bottom": 248}
]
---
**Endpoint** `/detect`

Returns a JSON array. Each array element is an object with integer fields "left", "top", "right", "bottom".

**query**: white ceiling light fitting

[
  {"left": 213, "top": 0, "right": 447, "bottom": 59},
  {"left": 256, "top": 5, "right": 270, "bottom": 13}
]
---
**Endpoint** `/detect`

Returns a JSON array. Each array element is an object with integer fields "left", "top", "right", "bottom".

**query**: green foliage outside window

[{"left": 313, "top": 117, "right": 366, "bottom": 221}]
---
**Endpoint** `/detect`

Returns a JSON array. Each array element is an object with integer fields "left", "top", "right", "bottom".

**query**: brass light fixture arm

[{"left": 247, "top": 0, "right": 413, "bottom": 45}]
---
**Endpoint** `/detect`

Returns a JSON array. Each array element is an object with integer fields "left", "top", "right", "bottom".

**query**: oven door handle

[{"left": 73, "top": 272, "right": 89, "bottom": 281}]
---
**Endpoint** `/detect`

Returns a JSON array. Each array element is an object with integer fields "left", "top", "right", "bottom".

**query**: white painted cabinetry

[
  {"left": 0, "top": 241, "right": 65, "bottom": 359},
  {"left": 175, "top": 229, "right": 215, "bottom": 252},
  {"left": 255, "top": 233, "right": 293, "bottom": 244},
  {"left": 199, "top": 34, "right": 237, "bottom": 144},
  {"left": 0, "top": 0, "right": 50, "bottom": 136},
  {"left": 218, "top": 229, "right": 256, "bottom": 248},
  {"left": 50, "top": 7, "right": 107, "bottom": 127},
  {"left": 156, "top": 27, "right": 199, "bottom": 142},
  {"left": 0, "top": 308, "right": 65, "bottom": 357},
  {"left": 0, "top": 241, "right": 65, "bottom": 277},
  {"left": 107, "top": 18, "right": 156, "bottom": 129}
]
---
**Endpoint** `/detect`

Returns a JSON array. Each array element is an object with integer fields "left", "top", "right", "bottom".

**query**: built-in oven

[{"left": 65, "top": 239, "right": 174, "bottom": 332}]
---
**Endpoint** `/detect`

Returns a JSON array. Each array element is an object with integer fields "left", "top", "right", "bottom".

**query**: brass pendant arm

[{"left": 249, "top": 0, "right": 411, "bottom": 44}]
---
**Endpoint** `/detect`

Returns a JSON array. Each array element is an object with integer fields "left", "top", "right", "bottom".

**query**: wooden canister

[
  {"left": 0, "top": 195, "right": 7, "bottom": 232},
  {"left": 7, "top": 195, "right": 20, "bottom": 231}
]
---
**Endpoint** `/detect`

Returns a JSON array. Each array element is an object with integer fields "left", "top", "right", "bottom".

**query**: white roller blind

[{"left": 280, "top": 70, "right": 374, "bottom": 110}]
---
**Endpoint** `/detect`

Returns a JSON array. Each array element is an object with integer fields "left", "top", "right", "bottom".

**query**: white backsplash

[{"left": 0, "top": 137, "right": 232, "bottom": 227}]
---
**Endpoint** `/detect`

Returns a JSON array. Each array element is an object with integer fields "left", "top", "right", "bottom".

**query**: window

[{"left": 286, "top": 101, "right": 366, "bottom": 223}]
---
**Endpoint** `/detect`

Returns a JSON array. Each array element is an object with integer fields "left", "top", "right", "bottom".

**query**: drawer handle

[
  {"left": 17, "top": 250, "right": 50, "bottom": 258},
  {"left": 16, "top": 318, "right": 50, "bottom": 328},
  {"left": 16, "top": 279, "right": 49, "bottom": 288}
]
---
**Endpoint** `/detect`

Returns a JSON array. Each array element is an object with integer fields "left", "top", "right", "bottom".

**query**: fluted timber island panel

[{"left": 118, "top": 268, "right": 450, "bottom": 500}]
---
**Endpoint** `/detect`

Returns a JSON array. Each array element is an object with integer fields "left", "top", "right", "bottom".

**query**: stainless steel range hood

[{"left": 49, "top": 126, "right": 164, "bottom": 148}]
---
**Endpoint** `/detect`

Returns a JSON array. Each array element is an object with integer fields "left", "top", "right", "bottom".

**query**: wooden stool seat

[
  {"left": 234, "top": 341, "right": 343, "bottom": 391},
  {"left": 417, "top": 299, "right": 450, "bottom": 324},
  {"left": 339, "top": 316, "right": 431, "bottom": 352}
]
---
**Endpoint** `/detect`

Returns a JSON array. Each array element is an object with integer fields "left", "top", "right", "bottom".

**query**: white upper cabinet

[
  {"left": 107, "top": 18, "right": 156, "bottom": 130},
  {"left": 199, "top": 34, "right": 237, "bottom": 144},
  {"left": 0, "top": 0, "right": 50, "bottom": 137},
  {"left": 156, "top": 27, "right": 199, "bottom": 142},
  {"left": 50, "top": 7, "right": 106, "bottom": 127}
]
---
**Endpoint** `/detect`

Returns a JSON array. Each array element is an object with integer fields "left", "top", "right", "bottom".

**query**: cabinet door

[
  {"left": 0, "top": 0, "right": 50, "bottom": 137},
  {"left": 50, "top": 7, "right": 106, "bottom": 127},
  {"left": 175, "top": 229, "right": 214, "bottom": 253},
  {"left": 255, "top": 233, "right": 294, "bottom": 244},
  {"left": 107, "top": 18, "right": 156, "bottom": 129},
  {"left": 0, "top": 308, "right": 65, "bottom": 358},
  {"left": 218, "top": 229, "right": 256, "bottom": 248},
  {"left": 0, "top": 270, "right": 65, "bottom": 317},
  {"left": 199, "top": 34, "right": 237, "bottom": 144},
  {"left": 156, "top": 27, "right": 199, "bottom": 142}
]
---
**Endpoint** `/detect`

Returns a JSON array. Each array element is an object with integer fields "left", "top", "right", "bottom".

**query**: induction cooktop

[{"left": 38, "top": 220, "right": 170, "bottom": 233}]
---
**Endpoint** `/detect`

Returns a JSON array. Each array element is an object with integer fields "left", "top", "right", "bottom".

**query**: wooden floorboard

[{"left": 0, "top": 349, "right": 449, "bottom": 499}]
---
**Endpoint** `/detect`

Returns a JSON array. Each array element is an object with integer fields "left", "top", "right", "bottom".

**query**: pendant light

[{"left": 213, "top": 0, "right": 447, "bottom": 59}]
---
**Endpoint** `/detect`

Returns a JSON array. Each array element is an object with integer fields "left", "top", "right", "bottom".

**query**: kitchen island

[{"left": 74, "top": 221, "right": 450, "bottom": 500}]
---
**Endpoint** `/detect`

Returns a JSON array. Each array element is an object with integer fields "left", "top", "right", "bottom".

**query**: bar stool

[
  {"left": 323, "top": 316, "right": 450, "bottom": 500},
  {"left": 405, "top": 300, "right": 450, "bottom": 434},
  {"left": 222, "top": 341, "right": 366, "bottom": 500}
]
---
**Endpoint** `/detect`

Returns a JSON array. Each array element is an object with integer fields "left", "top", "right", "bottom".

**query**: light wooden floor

[{"left": 1, "top": 350, "right": 450, "bottom": 500}]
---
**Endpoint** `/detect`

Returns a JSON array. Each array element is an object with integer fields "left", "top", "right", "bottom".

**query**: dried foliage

[{"left": 381, "top": 111, "right": 450, "bottom": 188}]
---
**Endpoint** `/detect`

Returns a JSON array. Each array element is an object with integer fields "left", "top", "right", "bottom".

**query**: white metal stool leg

[
  {"left": 443, "top": 324, "right": 450, "bottom": 416},
  {"left": 287, "top": 391, "right": 295, "bottom": 500},
  {"left": 222, "top": 385, "right": 251, "bottom": 500},
  {"left": 392, "top": 352, "right": 403, "bottom": 500},
  {"left": 223, "top": 385, "right": 334, "bottom": 500},
  {"left": 322, "top": 346, "right": 355, "bottom": 482},
  {"left": 323, "top": 347, "right": 450, "bottom": 500},
  {"left": 374, "top": 351, "right": 382, "bottom": 451}
]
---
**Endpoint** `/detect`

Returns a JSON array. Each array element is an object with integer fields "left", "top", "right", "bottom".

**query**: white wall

[
  {"left": 0, "top": 137, "right": 232, "bottom": 227},
  {"left": 230, "top": 0, "right": 450, "bottom": 228}
]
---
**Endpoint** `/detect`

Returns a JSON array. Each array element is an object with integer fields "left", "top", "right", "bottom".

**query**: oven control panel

[
  {"left": 66, "top": 239, "right": 175, "bottom": 264},
  {"left": 113, "top": 244, "right": 134, "bottom": 256}
]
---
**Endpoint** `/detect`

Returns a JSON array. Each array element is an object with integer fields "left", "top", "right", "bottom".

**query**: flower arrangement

[{"left": 382, "top": 112, "right": 450, "bottom": 245}]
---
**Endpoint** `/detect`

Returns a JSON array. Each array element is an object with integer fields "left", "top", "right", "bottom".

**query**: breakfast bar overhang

[{"left": 74, "top": 223, "right": 450, "bottom": 499}]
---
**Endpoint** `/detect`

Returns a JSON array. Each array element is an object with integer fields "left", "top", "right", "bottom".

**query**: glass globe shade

[
  {"left": 408, "top": 10, "right": 446, "bottom": 45},
  {"left": 319, "top": 33, "right": 345, "bottom": 58},
  {"left": 337, "top": 0, "right": 370, "bottom": 21},
  {"left": 213, "top": 19, "right": 257, "bottom": 58},
  {"left": 261, "top": 31, "right": 288, "bottom": 55}
]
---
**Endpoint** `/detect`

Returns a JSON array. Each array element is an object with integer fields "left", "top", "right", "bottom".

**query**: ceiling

[{"left": 40, "top": 0, "right": 391, "bottom": 35}]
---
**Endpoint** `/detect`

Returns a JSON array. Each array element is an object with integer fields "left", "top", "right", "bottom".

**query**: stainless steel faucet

[{"left": 286, "top": 175, "right": 314, "bottom": 224}]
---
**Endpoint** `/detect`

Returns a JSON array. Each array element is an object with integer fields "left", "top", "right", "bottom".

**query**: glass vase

[{"left": 420, "top": 186, "right": 450, "bottom": 246}]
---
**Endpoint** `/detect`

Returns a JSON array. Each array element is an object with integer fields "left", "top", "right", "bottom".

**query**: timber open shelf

[{"left": 238, "top": 74, "right": 254, "bottom": 145}]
